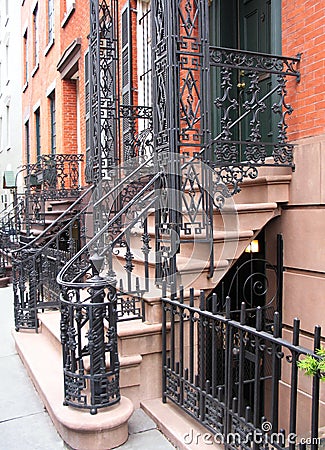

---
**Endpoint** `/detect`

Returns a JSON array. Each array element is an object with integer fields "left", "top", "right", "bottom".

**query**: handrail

[
  {"left": 93, "top": 154, "right": 154, "bottom": 208},
  {"left": 182, "top": 46, "right": 300, "bottom": 168},
  {"left": 57, "top": 171, "right": 162, "bottom": 289},
  {"left": 14, "top": 155, "right": 156, "bottom": 255},
  {"left": 12, "top": 184, "right": 95, "bottom": 254},
  {"left": 0, "top": 201, "right": 15, "bottom": 218}
]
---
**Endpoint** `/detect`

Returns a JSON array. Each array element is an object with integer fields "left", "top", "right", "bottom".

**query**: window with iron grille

[
  {"left": 48, "top": 0, "right": 54, "bottom": 44},
  {"left": 35, "top": 108, "right": 41, "bottom": 161},
  {"left": 33, "top": 4, "right": 39, "bottom": 67},
  {"left": 49, "top": 91, "right": 56, "bottom": 154}
]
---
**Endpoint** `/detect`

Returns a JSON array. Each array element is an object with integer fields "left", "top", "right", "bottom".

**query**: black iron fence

[
  {"left": 162, "top": 286, "right": 322, "bottom": 449},
  {"left": 12, "top": 185, "right": 93, "bottom": 331}
]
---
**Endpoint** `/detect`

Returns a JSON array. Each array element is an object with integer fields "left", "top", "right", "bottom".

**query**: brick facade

[
  {"left": 282, "top": 0, "right": 325, "bottom": 140},
  {"left": 21, "top": 0, "right": 89, "bottom": 165}
]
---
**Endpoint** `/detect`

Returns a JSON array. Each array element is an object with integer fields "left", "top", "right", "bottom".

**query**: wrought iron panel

[
  {"left": 162, "top": 287, "right": 322, "bottom": 449},
  {"left": 60, "top": 280, "right": 120, "bottom": 414},
  {"left": 88, "top": 0, "right": 119, "bottom": 183}
]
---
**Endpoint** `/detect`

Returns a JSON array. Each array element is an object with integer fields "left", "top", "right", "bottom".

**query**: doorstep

[{"left": 141, "top": 398, "right": 223, "bottom": 450}]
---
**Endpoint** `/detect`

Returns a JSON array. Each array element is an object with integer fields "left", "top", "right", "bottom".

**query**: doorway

[{"left": 209, "top": 0, "right": 282, "bottom": 157}]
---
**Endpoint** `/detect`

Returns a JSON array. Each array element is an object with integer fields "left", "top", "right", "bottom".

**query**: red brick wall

[
  {"left": 282, "top": 0, "right": 325, "bottom": 141},
  {"left": 21, "top": 0, "right": 90, "bottom": 171},
  {"left": 61, "top": 80, "right": 78, "bottom": 153}
]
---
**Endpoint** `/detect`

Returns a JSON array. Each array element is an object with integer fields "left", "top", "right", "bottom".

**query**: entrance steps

[
  {"left": 14, "top": 308, "right": 222, "bottom": 449},
  {"left": 12, "top": 168, "right": 293, "bottom": 448},
  {"left": 13, "top": 312, "right": 133, "bottom": 450}
]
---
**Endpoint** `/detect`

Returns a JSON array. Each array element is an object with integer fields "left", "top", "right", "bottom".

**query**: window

[
  {"left": 33, "top": 4, "right": 39, "bottom": 68},
  {"left": 138, "top": 1, "right": 151, "bottom": 108},
  {"left": 35, "top": 108, "right": 41, "bottom": 161},
  {"left": 23, "top": 30, "right": 28, "bottom": 85},
  {"left": 5, "top": 43, "right": 9, "bottom": 83},
  {"left": 48, "top": 0, "right": 54, "bottom": 44},
  {"left": 6, "top": 106, "right": 9, "bottom": 149},
  {"left": 66, "top": 0, "right": 74, "bottom": 11},
  {"left": 84, "top": 52, "right": 90, "bottom": 152},
  {"left": 25, "top": 120, "right": 30, "bottom": 164},
  {"left": 49, "top": 91, "right": 56, "bottom": 154}
]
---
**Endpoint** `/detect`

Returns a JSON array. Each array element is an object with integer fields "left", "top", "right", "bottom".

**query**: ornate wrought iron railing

[
  {"left": 20, "top": 154, "right": 84, "bottom": 231},
  {"left": 162, "top": 286, "right": 322, "bottom": 450},
  {"left": 0, "top": 197, "right": 24, "bottom": 250},
  {"left": 208, "top": 47, "right": 300, "bottom": 195},
  {"left": 13, "top": 154, "right": 157, "bottom": 331},
  {"left": 57, "top": 157, "right": 162, "bottom": 413},
  {"left": 11, "top": 0, "right": 303, "bottom": 421},
  {"left": 13, "top": 185, "right": 94, "bottom": 331}
]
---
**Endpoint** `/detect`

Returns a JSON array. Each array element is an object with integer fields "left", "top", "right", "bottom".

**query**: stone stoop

[
  {"left": 29, "top": 311, "right": 170, "bottom": 409},
  {"left": 13, "top": 312, "right": 134, "bottom": 450},
  {"left": 12, "top": 310, "right": 181, "bottom": 448},
  {"left": 141, "top": 398, "right": 223, "bottom": 450}
]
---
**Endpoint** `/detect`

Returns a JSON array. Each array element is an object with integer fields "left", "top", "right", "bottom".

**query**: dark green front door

[
  {"left": 239, "top": 0, "right": 275, "bottom": 146},
  {"left": 239, "top": 0, "right": 271, "bottom": 53},
  {"left": 210, "top": 0, "right": 281, "bottom": 156}
]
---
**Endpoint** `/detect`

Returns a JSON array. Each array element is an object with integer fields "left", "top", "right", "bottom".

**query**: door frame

[{"left": 209, "top": 0, "right": 282, "bottom": 55}]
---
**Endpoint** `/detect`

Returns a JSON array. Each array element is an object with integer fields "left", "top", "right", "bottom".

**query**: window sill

[
  {"left": 44, "top": 38, "right": 55, "bottom": 56},
  {"left": 22, "top": 81, "right": 28, "bottom": 93},
  {"left": 31, "top": 64, "right": 39, "bottom": 78},
  {"left": 61, "top": 4, "right": 76, "bottom": 28}
]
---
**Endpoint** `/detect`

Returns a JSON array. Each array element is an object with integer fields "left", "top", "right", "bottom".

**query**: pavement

[{"left": 0, "top": 285, "right": 175, "bottom": 450}]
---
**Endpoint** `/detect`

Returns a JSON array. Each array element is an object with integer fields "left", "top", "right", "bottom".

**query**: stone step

[
  {"left": 142, "top": 398, "right": 223, "bottom": 450},
  {"left": 24, "top": 309, "right": 174, "bottom": 411},
  {"left": 13, "top": 320, "right": 133, "bottom": 450},
  {"left": 234, "top": 173, "right": 292, "bottom": 204},
  {"left": 47, "top": 198, "right": 79, "bottom": 213},
  {"left": 144, "top": 201, "right": 279, "bottom": 234}
]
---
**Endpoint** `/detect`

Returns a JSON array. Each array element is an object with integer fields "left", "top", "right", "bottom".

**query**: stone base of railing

[{"left": 13, "top": 325, "right": 134, "bottom": 450}]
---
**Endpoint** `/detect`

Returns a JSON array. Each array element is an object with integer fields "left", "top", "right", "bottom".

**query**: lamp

[{"left": 245, "top": 239, "right": 259, "bottom": 253}]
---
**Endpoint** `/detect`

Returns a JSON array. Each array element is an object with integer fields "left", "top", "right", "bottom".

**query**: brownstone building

[{"left": 5, "top": 0, "right": 324, "bottom": 449}]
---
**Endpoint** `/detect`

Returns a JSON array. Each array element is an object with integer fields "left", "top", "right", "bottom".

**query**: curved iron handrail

[
  {"left": 57, "top": 171, "right": 161, "bottom": 290},
  {"left": 12, "top": 184, "right": 95, "bottom": 254}
]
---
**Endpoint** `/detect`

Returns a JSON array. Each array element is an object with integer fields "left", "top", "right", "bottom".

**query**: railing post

[
  {"left": 60, "top": 254, "right": 121, "bottom": 414},
  {"left": 87, "top": 271, "right": 120, "bottom": 415}
]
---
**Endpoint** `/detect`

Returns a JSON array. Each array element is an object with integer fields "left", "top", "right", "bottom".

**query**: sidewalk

[{"left": 0, "top": 285, "right": 174, "bottom": 450}]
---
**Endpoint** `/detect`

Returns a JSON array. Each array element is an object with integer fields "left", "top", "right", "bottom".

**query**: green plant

[{"left": 297, "top": 348, "right": 325, "bottom": 381}]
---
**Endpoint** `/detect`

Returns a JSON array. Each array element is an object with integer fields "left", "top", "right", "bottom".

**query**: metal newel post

[{"left": 87, "top": 252, "right": 120, "bottom": 415}]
